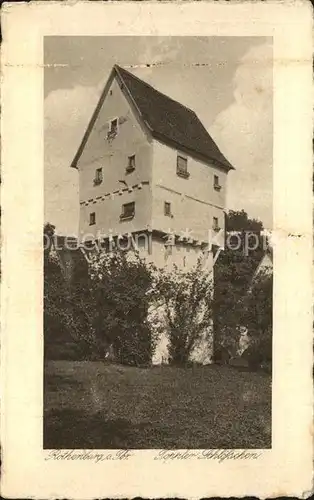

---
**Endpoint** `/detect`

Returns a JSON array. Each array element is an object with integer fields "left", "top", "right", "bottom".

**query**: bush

[
  {"left": 241, "top": 331, "right": 272, "bottom": 372},
  {"left": 153, "top": 260, "right": 214, "bottom": 366},
  {"left": 90, "top": 250, "right": 157, "bottom": 367},
  {"left": 212, "top": 346, "right": 231, "bottom": 365},
  {"left": 44, "top": 278, "right": 99, "bottom": 361},
  {"left": 44, "top": 226, "right": 217, "bottom": 367},
  {"left": 44, "top": 226, "right": 103, "bottom": 361},
  {"left": 44, "top": 225, "right": 158, "bottom": 365}
]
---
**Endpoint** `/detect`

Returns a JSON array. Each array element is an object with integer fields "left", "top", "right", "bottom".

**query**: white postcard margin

[{"left": 1, "top": 1, "right": 313, "bottom": 498}]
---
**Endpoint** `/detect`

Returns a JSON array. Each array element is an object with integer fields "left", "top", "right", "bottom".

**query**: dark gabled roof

[
  {"left": 115, "top": 65, "right": 234, "bottom": 171},
  {"left": 71, "top": 64, "right": 234, "bottom": 171}
]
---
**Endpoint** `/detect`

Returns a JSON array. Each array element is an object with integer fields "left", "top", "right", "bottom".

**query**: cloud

[
  {"left": 136, "top": 37, "right": 181, "bottom": 69},
  {"left": 129, "top": 38, "right": 182, "bottom": 84},
  {"left": 210, "top": 43, "right": 273, "bottom": 229},
  {"left": 44, "top": 40, "right": 182, "bottom": 235},
  {"left": 233, "top": 42, "right": 273, "bottom": 111},
  {"left": 44, "top": 39, "right": 180, "bottom": 235},
  {"left": 44, "top": 81, "right": 104, "bottom": 235}
]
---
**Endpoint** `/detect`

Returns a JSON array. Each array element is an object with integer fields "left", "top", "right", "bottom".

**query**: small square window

[
  {"left": 120, "top": 202, "right": 135, "bottom": 220},
  {"left": 110, "top": 118, "right": 118, "bottom": 133},
  {"left": 213, "top": 217, "right": 219, "bottom": 231},
  {"left": 164, "top": 202, "right": 171, "bottom": 216},
  {"left": 177, "top": 155, "right": 190, "bottom": 179},
  {"left": 126, "top": 155, "right": 136, "bottom": 173},
  {"left": 214, "top": 175, "right": 221, "bottom": 191},
  {"left": 107, "top": 118, "right": 118, "bottom": 139},
  {"left": 94, "top": 168, "right": 103, "bottom": 185},
  {"left": 89, "top": 212, "right": 96, "bottom": 226}
]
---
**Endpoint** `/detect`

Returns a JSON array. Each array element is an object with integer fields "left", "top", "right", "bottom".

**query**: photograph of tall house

[{"left": 44, "top": 37, "right": 272, "bottom": 450}]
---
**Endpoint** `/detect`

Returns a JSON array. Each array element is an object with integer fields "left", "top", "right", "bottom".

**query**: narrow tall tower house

[{"left": 71, "top": 65, "right": 234, "bottom": 269}]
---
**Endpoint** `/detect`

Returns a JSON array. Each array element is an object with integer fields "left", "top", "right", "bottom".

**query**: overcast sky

[{"left": 44, "top": 36, "right": 273, "bottom": 235}]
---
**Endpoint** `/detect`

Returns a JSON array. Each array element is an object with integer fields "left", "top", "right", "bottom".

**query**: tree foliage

[
  {"left": 153, "top": 261, "right": 214, "bottom": 365},
  {"left": 44, "top": 222, "right": 106, "bottom": 359},
  {"left": 44, "top": 240, "right": 159, "bottom": 365},
  {"left": 89, "top": 250, "right": 157, "bottom": 366},
  {"left": 225, "top": 209, "right": 264, "bottom": 233},
  {"left": 44, "top": 223, "right": 216, "bottom": 367},
  {"left": 241, "top": 271, "right": 273, "bottom": 370},
  {"left": 44, "top": 224, "right": 97, "bottom": 360},
  {"left": 243, "top": 271, "right": 273, "bottom": 339},
  {"left": 214, "top": 210, "right": 269, "bottom": 356},
  {"left": 44, "top": 210, "right": 272, "bottom": 369}
]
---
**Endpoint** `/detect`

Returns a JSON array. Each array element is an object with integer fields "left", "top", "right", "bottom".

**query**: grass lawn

[{"left": 44, "top": 360, "right": 271, "bottom": 449}]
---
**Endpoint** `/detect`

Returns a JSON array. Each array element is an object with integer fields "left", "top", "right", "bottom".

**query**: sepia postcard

[{"left": 0, "top": 1, "right": 313, "bottom": 498}]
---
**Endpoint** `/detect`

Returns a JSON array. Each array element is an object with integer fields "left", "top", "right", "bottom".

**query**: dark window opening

[
  {"left": 89, "top": 212, "right": 96, "bottom": 226},
  {"left": 214, "top": 174, "right": 221, "bottom": 191},
  {"left": 177, "top": 155, "right": 190, "bottom": 179},
  {"left": 213, "top": 217, "right": 219, "bottom": 231},
  {"left": 110, "top": 118, "right": 118, "bottom": 133},
  {"left": 120, "top": 202, "right": 135, "bottom": 220},
  {"left": 107, "top": 118, "right": 118, "bottom": 139},
  {"left": 126, "top": 155, "right": 136, "bottom": 173},
  {"left": 94, "top": 168, "right": 103, "bottom": 185},
  {"left": 164, "top": 202, "right": 171, "bottom": 216}
]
